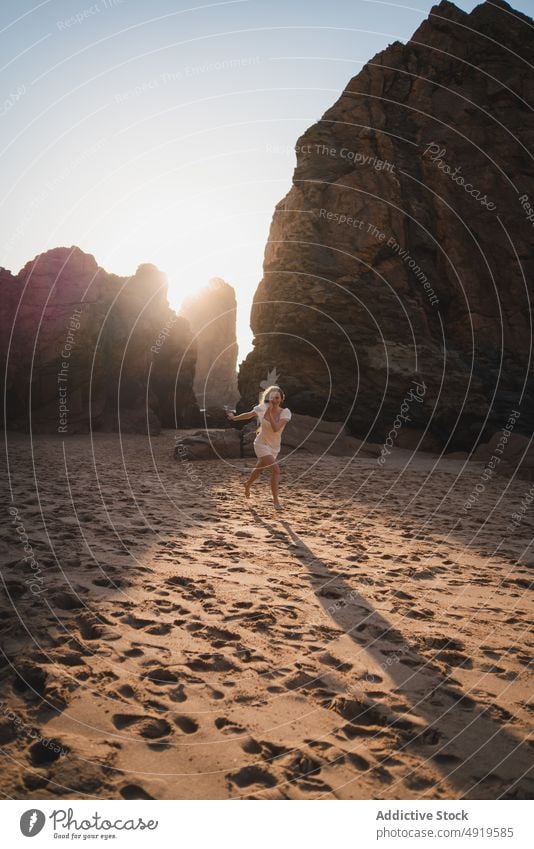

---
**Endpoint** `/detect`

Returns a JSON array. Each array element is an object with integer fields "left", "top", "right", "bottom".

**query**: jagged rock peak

[
  {"left": 1, "top": 246, "right": 200, "bottom": 433},
  {"left": 180, "top": 277, "right": 239, "bottom": 409},
  {"left": 238, "top": 0, "right": 534, "bottom": 451}
]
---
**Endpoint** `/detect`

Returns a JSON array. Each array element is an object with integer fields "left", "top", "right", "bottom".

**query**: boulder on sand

[
  {"left": 472, "top": 432, "right": 534, "bottom": 481},
  {"left": 174, "top": 428, "right": 241, "bottom": 460},
  {"left": 241, "top": 412, "right": 381, "bottom": 458},
  {"left": 198, "top": 406, "right": 236, "bottom": 428}
]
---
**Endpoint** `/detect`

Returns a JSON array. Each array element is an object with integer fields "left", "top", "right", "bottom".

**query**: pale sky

[{"left": 1, "top": 0, "right": 532, "bottom": 361}]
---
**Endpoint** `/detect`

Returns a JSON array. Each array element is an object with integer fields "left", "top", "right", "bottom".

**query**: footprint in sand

[
  {"left": 145, "top": 623, "right": 172, "bottom": 635},
  {"left": 215, "top": 717, "right": 246, "bottom": 734},
  {"left": 227, "top": 765, "right": 277, "bottom": 789},
  {"left": 142, "top": 666, "right": 179, "bottom": 685},
  {"left": 208, "top": 687, "right": 225, "bottom": 700},
  {"left": 404, "top": 773, "right": 437, "bottom": 790},
  {"left": 174, "top": 715, "right": 198, "bottom": 734},
  {"left": 318, "top": 652, "right": 353, "bottom": 672},
  {"left": 281, "top": 750, "right": 322, "bottom": 780},
  {"left": 51, "top": 651, "right": 87, "bottom": 668},
  {"left": 186, "top": 654, "right": 238, "bottom": 672},
  {"left": 53, "top": 592, "right": 84, "bottom": 611},
  {"left": 344, "top": 751, "right": 371, "bottom": 771},
  {"left": 168, "top": 684, "right": 187, "bottom": 703},
  {"left": 29, "top": 739, "right": 68, "bottom": 766},
  {"left": 123, "top": 647, "right": 144, "bottom": 657},
  {"left": 120, "top": 784, "right": 154, "bottom": 799},
  {"left": 117, "top": 684, "right": 136, "bottom": 698},
  {"left": 122, "top": 615, "right": 156, "bottom": 629},
  {"left": 112, "top": 714, "right": 172, "bottom": 739},
  {"left": 434, "top": 650, "right": 473, "bottom": 668}
]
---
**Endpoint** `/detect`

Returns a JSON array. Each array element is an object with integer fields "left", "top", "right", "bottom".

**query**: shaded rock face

[
  {"left": 175, "top": 414, "right": 381, "bottom": 460},
  {"left": 238, "top": 0, "right": 534, "bottom": 451},
  {"left": 474, "top": 432, "right": 534, "bottom": 482},
  {"left": 180, "top": 277, "right": 239, "bottom": 410},
  {"left": 174, "top": 428, "right": 240, "bottom": 460},
  {"left": 241, "top": 412, "right": 383, "bottom": 458},
  {"left": 0, "top": 246, "right": 200, "bottom": 433}
]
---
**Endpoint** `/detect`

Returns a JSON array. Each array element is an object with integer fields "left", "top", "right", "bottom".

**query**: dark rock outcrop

[
  {"left": 473, "top": 432, "right": 534, "bottom": 481},
  {"left": 238, "top": 0, "right": 534, "bottom": 451},
  {"left": 241, "top": 412, "right": 382, "bottom": 458},
  {"left": 0, "top": 246, "right": 200, "bottom": 433},
  {"left": 173, "top": 414, "right": 381, "bottom": 460},
  {"left": 174, "top": 428, "right": 241, "bottom": 460},
  {"left": 180, "top": 277, "right": 239, "bottom": 410}
]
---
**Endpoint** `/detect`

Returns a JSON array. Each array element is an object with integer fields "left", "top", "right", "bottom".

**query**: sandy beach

[{"left": 0, "top": 431, "right": 532, "bottom": 800}]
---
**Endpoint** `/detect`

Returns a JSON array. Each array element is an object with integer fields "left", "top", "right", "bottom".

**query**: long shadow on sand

[{"left": 249, "top": 507, "right": 533, "bottom": 800}]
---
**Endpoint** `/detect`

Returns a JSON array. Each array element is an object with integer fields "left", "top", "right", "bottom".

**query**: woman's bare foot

[
  {"left": 273, "top": 500, "right": 283, "bottom": 512},
  {"left": 244, "top": 481, "right": 251, "bottom": 498}
]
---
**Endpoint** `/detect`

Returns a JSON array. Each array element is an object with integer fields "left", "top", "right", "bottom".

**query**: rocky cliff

[
  {"left": 0, "top": 246, "right": 200, "bottom": 433},
  {"left": 180, "top": 277, "right": 239, "bottom": 409},
  {"left": 238, "top": 0, "right": 534, "bottom": 450}
]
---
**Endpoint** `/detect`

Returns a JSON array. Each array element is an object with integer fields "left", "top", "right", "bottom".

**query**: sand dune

[{"left": 0, "top": 431, "right": 532, "bottom": 800}]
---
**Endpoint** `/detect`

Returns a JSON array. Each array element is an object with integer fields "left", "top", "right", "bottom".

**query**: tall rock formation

[
  {"left": 238, "top": 0, "right": 534, "bottom": 450},
  {"left": 180, "top": 277, "right": 239, "bottom": 409},
  {"left": 0, "top": 246, "right": 200, "bottom": 433}
]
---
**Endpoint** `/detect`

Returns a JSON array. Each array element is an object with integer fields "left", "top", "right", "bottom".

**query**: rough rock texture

[
  {"left": 174, "top": 415, "right": 381, "bottom": 460},
  {"left": 238, "top": 0, "right": 534, "bottom": 451},
  {"left": 174, "top": 428, "right": 241, "bottom": 460},
  {"left": 0, "top": 246, "right": 200, "bottom": 433},
  {"left": 241, "top": 412, "right": 382, "bottom": 458},
  {"left": 474, "top": 432, "right": 534, "bottom": 481},
  {"left": 180, "top": 277, "right": 239, "bottom": 410}
]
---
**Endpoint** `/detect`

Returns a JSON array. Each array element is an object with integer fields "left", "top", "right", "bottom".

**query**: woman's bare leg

[
  {"left": 244, "top": 456, "right": 269, "bottom": 496},
  {"left": 270, "top": 461, "right": 281, "bottom": 508}
]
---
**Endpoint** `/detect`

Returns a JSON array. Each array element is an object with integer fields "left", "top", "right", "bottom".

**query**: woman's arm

[
  {"left": 264, "top": 408, "right": 288, "bottom": 433},
  {"left": 268, "top": 420, "right": 287, "bottom": 433},
  {"left": 227, "top": 410, "right": 256, "bottom": 422}
]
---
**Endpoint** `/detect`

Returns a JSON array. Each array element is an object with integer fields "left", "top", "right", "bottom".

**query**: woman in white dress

[{"left": 226, "top": 385, "right": 291, "bottom": 511}]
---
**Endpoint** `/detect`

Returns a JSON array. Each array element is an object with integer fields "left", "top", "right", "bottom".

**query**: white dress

[{"left": 253, "top": 403, "right": 292, "bottom": 459}]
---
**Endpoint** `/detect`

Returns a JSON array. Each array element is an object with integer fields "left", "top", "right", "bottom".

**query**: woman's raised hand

[{"left": 226, "top": 412, "right": 235, "bottom": 420}]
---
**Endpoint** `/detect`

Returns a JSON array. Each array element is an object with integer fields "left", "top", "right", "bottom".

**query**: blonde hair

[
  {"left": 256, "top": 385, "right": 286, "bottom": 436},
  {"left": 261, "top": 384, "right": 286, "bottom": 404}
]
